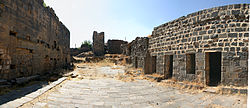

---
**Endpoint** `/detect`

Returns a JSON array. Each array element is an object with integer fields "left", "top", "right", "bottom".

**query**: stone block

[
  {"left": 235, "top": 28, "right": 243, "bottom": 32},
  {"left": 231, "top": 88, "right": 239, "bottom": 94},
  {"left": 234, "top": 4, "right": 241, "bottom": 9},
  {"left": 228, "top": 33, "right": 238, "bottom": 38},
  {"left": 244, "top": 33, "right": 249, "bottom": 37},
  {"left": 218, "top": 34, "right": 227, "bottom": 38},
  {"left": 239, "top": 89, "right": 247, "bottom": 94}
]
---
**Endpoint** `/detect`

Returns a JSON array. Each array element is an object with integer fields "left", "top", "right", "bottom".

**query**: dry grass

[
  {"left": 205, "top": 104, "right": 226, "bottom": 108},
  {"left": 75, "top": 59, "right": 115, "bottom": 68},
  {"left": 111, "top": 67, "right": 121, "bottom": 70},
  {"left": 115, "top": 68, "right": 145, "bottom": 82}
]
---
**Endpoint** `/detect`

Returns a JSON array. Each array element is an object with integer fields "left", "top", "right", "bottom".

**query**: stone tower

[{"left": 93, "top": 31, "right": 105, "bottom": 56}]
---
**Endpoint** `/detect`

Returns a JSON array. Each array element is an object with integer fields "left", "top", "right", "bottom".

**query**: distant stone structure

[
  {"left": 107, "top": 40, "right": 128, "bottom": 54},
  {"left": 93, "top": 31, "right": 105, "bottom": 56},
  {"left": 126, "top": 4, "right": 249, "bottom": 87},
  {"left": 70, "top": 44, "right": 92, "bottom": 56},
  {"left": 0, "top": 0, "right": 70, "bottom": 80}
]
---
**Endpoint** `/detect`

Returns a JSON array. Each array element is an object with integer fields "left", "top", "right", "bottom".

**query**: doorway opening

[
  {"left": 164, "top": 55, "right": 173, "bottom": 79},
  {"left": 135, "top": 57, "right": 138, "bottom": 68},
  {"left": 205, "top": 52, "right": 222, "bottom": 86},
  {"left": 144, "top": 52, "right": 157, "bottom": 74},
  {"left": 152, "top": 56, "right": 157, "bottom": 73}
]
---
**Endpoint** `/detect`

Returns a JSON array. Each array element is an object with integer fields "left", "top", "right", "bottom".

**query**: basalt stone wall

[
  {"left": 130, "top": 37, "right": 149, "bottom": 69},
  {"left": 121, "top": 43, "right": 129, "bottom": 56},
  {"left": 107, "top": 40, "right": 128, "bottom": 54},
  {"left": 0, "top": 0, "right": 70, "bottom": 80},
  {"left": 149, "top": 4, "right": 249, "bottom": 86},
  {"left": 93, "top": 31, "right": 105, "bottom": 56}
]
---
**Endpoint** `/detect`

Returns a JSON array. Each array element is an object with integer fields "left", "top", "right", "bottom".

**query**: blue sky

[{"left": 44, "top": 0, "right": 250, "bottom": 48}]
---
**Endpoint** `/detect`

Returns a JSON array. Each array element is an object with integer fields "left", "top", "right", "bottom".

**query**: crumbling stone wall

[
  {"left": 0, "top": 0, "right": 70, "bottom": 80},
  {"left": 107, "top": 40, "right": 128, "bottom": 54},
  {"left": 93, "top": 31, "right": 105, "bottom": 56},
  {"left": 121, "top": 43, "right": 131, "bottom": 56},
  {"left": 149, "top": 4, "right": 249, "bottom": 86},
  {"left": 70, "top": 44, "right": 92, "bottom": 56},
  {"left": 130, "top": 37, "right": 149, "bottom": 69}
]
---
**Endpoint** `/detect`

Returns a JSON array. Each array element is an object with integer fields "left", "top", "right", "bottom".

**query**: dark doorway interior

[
  {"left": 206, "top": 52, "right": 222, "bottom": 86},
  {"left": 135, "top": 57, "right": 138, "bottom": 68},
  {"left": 164, "top": 55, "right": 173, "bottom": 79},
  {"left": 151, "top": 56, "right": 157, "bottom": 73}
]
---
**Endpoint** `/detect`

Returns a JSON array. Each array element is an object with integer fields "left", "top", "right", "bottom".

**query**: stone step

[
  {"left": 15, "top": 75, "right": 40, "bottom": 84},
  {"left": 203, "top": 87, "right": 218, "bottom": 94}
]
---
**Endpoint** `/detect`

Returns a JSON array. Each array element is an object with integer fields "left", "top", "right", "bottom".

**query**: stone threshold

[{"left": 0, "top": 77, "right": 67, "bottom": 108}]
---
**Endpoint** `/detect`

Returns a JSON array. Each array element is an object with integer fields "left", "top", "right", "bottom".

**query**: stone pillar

[{"left": 93, "top": 31, "right": 105, "bottom": 56}]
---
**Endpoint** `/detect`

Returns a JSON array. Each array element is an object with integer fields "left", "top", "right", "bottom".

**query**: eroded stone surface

[{"left": 0, "top": 0, "right": 70, "bottom": 80}]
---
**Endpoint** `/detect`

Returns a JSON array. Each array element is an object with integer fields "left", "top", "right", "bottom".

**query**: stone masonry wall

[
  {"left": 93, "top": 31, "right": 105, "bottom": 56},
  {"left": 107, "top": 40, "right": 128, "bottom": 54},
  {"left": 0, "top": 0, "right": 70, "bottom": 80},
  {"left": 149, "top": 4, "right": 249, "bottom": 86},
  {"left": 121, "top": 43, "right": 131, "bottom": 56},
  {"left": 130, "top": 37, "right": 149, "bottom": 69}
]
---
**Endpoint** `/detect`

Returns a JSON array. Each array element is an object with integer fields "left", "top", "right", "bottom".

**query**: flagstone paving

[{"left": 3, "top": 65, "right": 248, "bottom": 108}]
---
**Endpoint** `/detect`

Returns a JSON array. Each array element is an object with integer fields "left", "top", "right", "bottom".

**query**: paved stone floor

[{"left": 22, "top": 65, "right": 247, "bottom": 108}]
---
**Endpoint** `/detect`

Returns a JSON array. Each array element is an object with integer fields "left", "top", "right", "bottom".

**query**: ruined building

[
  {"left": 0, "top": 0, "right": 70, "bottom": 80},
  {"left": 129, "top": 37, "right": 149, "bottom": 69},
  {"left": 107, "top": 40, "right": 128, "bottom": 54},
  {"left": 126, "top": 4, "right": 249, "bottom": 87},
  {"left": 93, "top": 31, "right": 105, "bottom": 56},
  {"left": 148, "top": 4, "right": 249, "bottom": 87}
]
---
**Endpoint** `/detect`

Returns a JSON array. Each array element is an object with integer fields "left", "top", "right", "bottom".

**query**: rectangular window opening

[
  {"left": 10, "top": 64, "right": 16, "bottom": 69},
  {"left": 9, "top": 31, "right": 17, "bottom": 36}
]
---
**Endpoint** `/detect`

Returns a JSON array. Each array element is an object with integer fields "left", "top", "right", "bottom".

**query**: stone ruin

[
  {"left": 70, "top": 44, "right": 92, "bottom": 56},
  {"left": 0, "top": 0, "right": 70, "bottom": 80},
  {"left": 124, "top": 4, "right": 249, "bottom": 87},
  {"left": 129, "top": 37, "right": 149, "bottom": 69},
  {"left": 107, "top": 40, "right": 128, "bottom": 54},
  {"left": 93, "top": 31, "right": 105, "bottom": 56}
]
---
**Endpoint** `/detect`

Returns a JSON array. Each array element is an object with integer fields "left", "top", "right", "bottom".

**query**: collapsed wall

[
  {"left": 130, "top": 37, "right": 149, "bottom": 69},
  {"left": 93, "top": 31, "right": 105, "bottom": 56},
  {"left": 121, "top": 42, "right": 132, "bottom": 56},
  {"left": 149, "top": 4, "right": 249, "bottom": 86},
  {"left": 0, "top": 0, "right": 70, "bottom": 80}
]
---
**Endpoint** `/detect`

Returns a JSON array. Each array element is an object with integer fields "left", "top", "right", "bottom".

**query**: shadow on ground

[{"left": 0, "top": 81, "right": 49, "bottom": 105}]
